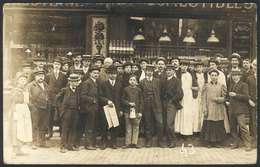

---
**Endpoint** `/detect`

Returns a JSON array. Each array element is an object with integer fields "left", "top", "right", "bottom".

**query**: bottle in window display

[
  {"left": 126, "top": 41, "right": 130, "bottom": 54},
  {"left": 122, "top": 40, "right": 127, "bottom": 54},
  {"left": 130, "top": 41, "right": 134, "bottom": 54},
  {"left": 116, "top": 40, "right": 119, "bottom": 54}
]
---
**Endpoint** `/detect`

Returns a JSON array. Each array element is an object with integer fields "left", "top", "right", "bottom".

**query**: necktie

[
  {"left": 112, "top": 81, "right": 115, "bottom": 86},
  {"left": 55, "top": 71, "right": 58, "bottom": 79}
]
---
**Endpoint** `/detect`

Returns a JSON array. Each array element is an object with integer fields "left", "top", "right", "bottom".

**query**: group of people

[{"left": 6, "top": 51, "right": 257, "bottom": 158}]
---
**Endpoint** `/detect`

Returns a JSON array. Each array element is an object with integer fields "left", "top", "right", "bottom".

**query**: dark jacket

[
  {"left": 121, "top": 86, "right": 144, "bottom": 114},
  {"left": 26, "top": 68, "right": 47, "bottom": 84},
  {"left": 139, "top": 77, "right": 163, "bottom": 114},
  {"left": 26, "top": 81, "right": 50, "bottom": 109},
  {"left": 175, "top": 67, "right": 182, "bottom": 80},
  {"left": 122, "top": 72, "right": 132, "bottom": 89},
  {"left": 162, "top": 76, "right": 184, "bottom": 110},
  {"left": 99, "top": 79, "right": 123, "bottom": 115},
  {"left": 189, "top": 70, "right": 199, "bottom": 99},
  {"left": 153, "top": 69, "right": 167, "bottom": 80},
  {"left": 242, "top": 68, "right": 254, "bottom": 82},
  {"left": 45, "top": 71, "right": 67, "bottom": 104},
  {"left": 227, "top": 80, "right": 249, "bottom": 115},
  {"left": 82, "top": 70, "right": 91, "bottom": 82},
  {"left": 246, "top": 74, "right": 257, "bottom": 103},
  {"left": 54, "top": 86, "right": 80, "bottom": 117},
  {"left": 80, "top": 78, "right": 99, "bottom": 112}
]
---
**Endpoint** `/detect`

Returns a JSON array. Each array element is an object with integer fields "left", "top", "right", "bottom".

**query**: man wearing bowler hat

[
  {"left": 45, "top": 57, "right": 67, "bottom": 138},
  {"left": 80, "top": 65, "right": 100, "bottom": 150},
  {"left": 26, "top": 56, "right": 47, "bottom": 84},
  {"left": 55, "top": 74, "right": 81, "bottom": 153},
  {"left": 26, "top": 69, "right": 50, "bottom": 149},
  {"left": 140, "top": 64, "right": 164, "bottom": 148},
  {"left": 162, "top": 64, "right": 183, "bottom": 148},
  {"left": 226, "top": 69, "right": 252, "bottom": 151},
  {"left": 99, "top": 65, "right": 123, "bottom": 149},
  {"left": 154, "top": 57, "right": 167, "bottom": 80},
  {"left": 82, "top": 55, "right": 92, "bottom": 82},
  {"left": 67, "top": 52, "right": 83, "bottom": 77}
]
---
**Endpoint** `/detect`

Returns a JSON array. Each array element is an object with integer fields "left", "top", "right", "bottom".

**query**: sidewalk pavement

[{"left": 3, "top": 142, "right": 257, "bottom": 165}]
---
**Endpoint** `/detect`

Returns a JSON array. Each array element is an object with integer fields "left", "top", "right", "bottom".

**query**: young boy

[
  {"left": 121, "top": 75, "right": 144, "bottom": 149},
  {"left": 55, "top": 74, "right": 81, "bottom": 153}
]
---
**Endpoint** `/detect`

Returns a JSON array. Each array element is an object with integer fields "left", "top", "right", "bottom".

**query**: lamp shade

[
  {"left": 133, "top": 28, "right": 145, "bottom": 41},
  {"left": 207, "top": 30, "right": 219, "bottom": 43},
  {"left": 183, "top": 29, "right": 195, "bottom": 43},
  {"left": 159, "top": 28, "right": 171, "bottom": 42}
]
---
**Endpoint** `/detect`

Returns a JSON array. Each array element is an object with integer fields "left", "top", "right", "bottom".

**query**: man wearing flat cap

[
  {"left": 99, "top": 65, "right": 123, "bottom": 149},
  {"left": 162, "top": 64, "right": 183, "bottom": 148},
  {"left": 80, "top": 65, "right": 100, "bottom": 150},
  {"left": 226, "top": 53, "right": 241, "bottom": 88},
  {"left": 45, "top": 57, "right": 67, "bottom": 138},
  {"left": 246, "top": 59, "right": 257, "bottom": 148},
  {"left": 67, "top": 52, "right": 83, "bottom": 78},
  {"left": 139, "top": 64, "right": 164, "bottom": 148},
  {"left": 26, "top": 69, "right": 50, "bottom": 150},
  {"left": 55, "top": 74, "right": 81, "bottom": 153},
  {"left": 26, "top": 56, "right": 47, "bottom": 84},
  {"left": 226, "top": 69, "right": 252, "bottom": 151}
]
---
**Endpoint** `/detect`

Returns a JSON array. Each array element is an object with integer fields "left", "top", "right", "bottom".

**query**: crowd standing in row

[{"left": 6, "top": 52, "right": 257, "bottom": 158}]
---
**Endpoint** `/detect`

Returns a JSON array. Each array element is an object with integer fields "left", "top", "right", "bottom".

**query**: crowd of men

[{"left": 22, "top": 52, "right": 257, "bottom": 153}]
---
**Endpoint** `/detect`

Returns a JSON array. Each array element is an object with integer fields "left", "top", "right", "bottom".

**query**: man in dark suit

[
  {"left": 171, "top": 56, "right": 182, "bottom": 79},
  {"left": 99, "top": 65, "right": 123, "bottom": 149},
  {"left": 246, "top": 59, "right": 257, "bottom": 148},
  {"left": 80, "top": 65, "right": 100, "bottom": 150},
  {"left": 162, "top": 64, "right": 183, "bottom": 148},
  {"left": 226, "top": 69, "right": 252, "bottom": 151},
  {"left": 140, "top": 64, "right": 164, "bottom": 148},
  {"left": 55, "top": 74, "right": 81, "bottom": 153},
  {"left": 26, "top": 57, "right": 46, "bottom": 84},
  {"left": 153, "top": 57, "right": 167, "bottom": 80},
  {"left": 82, "top": 54, "right": 92, "bottom": 82},
  {"left": 26, "top": 70, "right": 51, "bottom": 150},
  {"left": 45, "top": 57, "right": 67, "bottom": 138},
  {"left": 66, "top": 52, "right": 83, "bottom": 78}
]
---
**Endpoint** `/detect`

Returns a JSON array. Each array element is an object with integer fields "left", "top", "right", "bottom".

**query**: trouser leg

[
  {"left": 144, "top": 101, "right": 153, "bottom": 144},
  {"left": 166, "top": 101, "right": 177, "bottom": 144},
  {"left": 48, "top": 106, "right": 55, "bottom": 135},
  {"left": 132, "top": 117, "right": 141, "bottom": 144},
  {"left": 61, "top": 110, "right": 71, "bottom": 148},
  {"left": 67, "top": 110, "right": 78, "bottom": 148},
  {"left": 38, "top": 108, "right": 49, "bottom": 145},
  {"left": 30, "top": 107, "right": 39, "bottom": 144},
  {"left": 230, "top": 114, "right": 239, "bottom": 145},
  {"left": 85, "top": 111, "right": 96, "bottom": 147},
  {"left": 124, "top": 113, "right": 132, "bottom": 145},
  {"left": 75, "top": 113, "right": 85, "bottom": 147},
  {"left": 110, "top": 126, "right": 119, "bottom": 145},
  {"left": 236, "top": 114, "right": 252, "bottom": 147},
  {"left": 154, "top": 113, "right": 164, "bottom": 144},
  {"left": 249, "top": 106, "right": 257, "bottom": 142}
]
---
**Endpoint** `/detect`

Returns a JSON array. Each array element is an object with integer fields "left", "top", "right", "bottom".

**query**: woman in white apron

[{"left": 6, "top": 72, "right": 32, "bottom": 159}]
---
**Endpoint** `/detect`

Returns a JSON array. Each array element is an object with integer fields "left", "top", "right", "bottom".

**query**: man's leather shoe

[
  {"left": 133, "top": 144, "right": 141, "bottom": 149},
  {"left": 60, "top": 148, "right": 67, "bottom": 153},
  {"left": 68, "top": 147, "right": 79, "bottom": 151},
  {"left": 146, "top": 143, "right": 152, "bottom": 148},
  {"left": 112, "top": 144, "right": 118, "bottom": 149},
  {"left": 158, "top": 143, "right": 165, "bottom": 148},
  {"left": 245, "top": 146, "right": 252, "bottom": 152},
  {"left": 230, "top": 144, "right": 239, "bottom": 149},
  {"left": 122, "top": 144, "right": 131, "bottom": 149},
  {"left": 38, "top": 144, "right": 50, "bottom": 148},
  {"left": 169, "top": 143, "right": 176, "bottom": 148},
  {"left": 86, "top": 146, "right": 96, "bottom": 150}
]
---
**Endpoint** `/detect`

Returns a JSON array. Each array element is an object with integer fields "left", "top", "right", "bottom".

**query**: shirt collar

[
  {"left": 109, "top": 79, "right": 115, "bottom": 85},
  {"left": 211, "top": 81, "right": 217, "bottom": 85},
  {"left": 70, "top": 86, "right": 76, "bottom": 92},
  {"left": 90, "top": 77, "right": 96, "bottom": 83},
  {"left": 232, "top": 66, "right": 239, "bottom": 70},
  {"left": 167, "top": 75, "right": 174, "bottom": 81},
  {"left": 146, "top": 76, "right": 153, "bottom": 80}
]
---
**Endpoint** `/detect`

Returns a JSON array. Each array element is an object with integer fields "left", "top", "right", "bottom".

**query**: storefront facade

[{"left": 3, "top": 3, "right": 257, "bottom": 85}]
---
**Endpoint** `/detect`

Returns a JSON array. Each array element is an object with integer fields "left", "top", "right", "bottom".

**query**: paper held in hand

[{"left": 103, "top": 105, "right": 119, "bottom": 129}]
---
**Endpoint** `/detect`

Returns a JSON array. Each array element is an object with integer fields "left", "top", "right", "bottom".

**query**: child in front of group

[{"left": 121, "top": 74, "right": 144, "bottom": 149}]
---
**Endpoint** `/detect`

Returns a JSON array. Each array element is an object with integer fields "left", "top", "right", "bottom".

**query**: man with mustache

[
  {"left": 66, "top": 52, "right": 83, "bottom": 77},
  {"left": 26, "top": 56, "right": 46, "bottom": 84},
  {"left": 26, "top": 70, "right": 51, "bottom": 150}
]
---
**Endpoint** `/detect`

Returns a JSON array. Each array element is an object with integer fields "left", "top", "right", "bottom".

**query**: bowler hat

[
  {"left": 93, "top": 55, "right": 104, "bottom": 63},
  {"left": 122, "top": 61, "right": 132, "bottom": 68},
  {"left": 251, "top": 59, "right": 257, "bottom": 68},
  {"left": 219, "top": 58, "right": 229, "bottom": 64},
  {"left": 34, "top": 69, "right": 46, "bottom": 75},
  {"left": 165, "top": 64, "right": 175, "bottom": 70},
  {"left": 16, "top": 72, "right": 28, "bottom": 79},
  {"left": 106, "top": 65, "right": 118, "bottom": 74},
  {"left": 54, "top": 57, "right": 62, "bottom": 64},
  {"left": 82, "top": 55, "right": 92, "bottom": 60},
  {"left": 139, "top": 58, "right": 149, "bottom": 64},
  {"left": 68, "top": 73, "right": 80, "bottom": 81},
  {"left": 156, "top": 57, "right": 166, "bottom": 64},
  {"left": 231, "top": 69, "right": 242, "bottom": 75},
  {"left": 89, "top": 65, "right": 100, "bottom": 72},
  {"left": 33, "top": 56, "right": 46, "bottom": 61},
  {"left": 74, "top": 68, "right": 84, "bottom": 75},
  {"left": 146, "top": 64, "right": 155, "bottom": 71},
  {"left": 72, "top": 52, "right": 82, "bottom": 57},
  {"left": 208, "top": 68, "right": 219, "bottom": 75},
  {"left": 208, "top": 58, "right": 219, "bottom": 66}
]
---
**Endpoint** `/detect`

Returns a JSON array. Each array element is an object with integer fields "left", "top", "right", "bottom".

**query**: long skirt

[{"left": 200, "top": 120, "right": 226, "bottom": 142}]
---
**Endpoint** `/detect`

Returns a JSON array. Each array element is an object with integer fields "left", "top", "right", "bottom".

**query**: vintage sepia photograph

[{"left": 2, "top": 2, "right": 258, "bottom": 165}]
